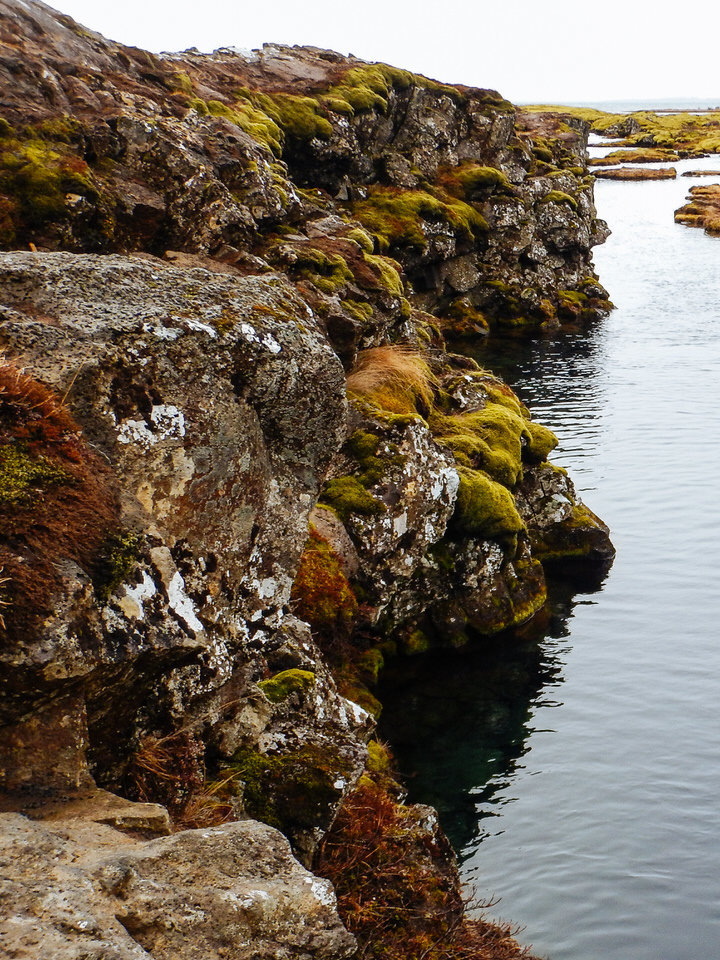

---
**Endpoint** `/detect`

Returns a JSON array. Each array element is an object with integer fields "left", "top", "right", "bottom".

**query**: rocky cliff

[{"left": 0, "top": 3, "right": 614, "bottom": 958}]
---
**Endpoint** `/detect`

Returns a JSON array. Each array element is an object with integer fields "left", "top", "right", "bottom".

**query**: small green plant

[{"left": 93, "top": 530, "right": 142, "bottom": 602}]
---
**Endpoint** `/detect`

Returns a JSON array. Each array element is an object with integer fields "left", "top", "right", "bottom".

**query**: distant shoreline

[{"left": 518, "top": 98, "right": 720, "bottom": 113}]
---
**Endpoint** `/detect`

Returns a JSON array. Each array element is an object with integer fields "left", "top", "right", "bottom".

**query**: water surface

[{"left": 381, "top": 156, "right": 720, "bottom": 958}]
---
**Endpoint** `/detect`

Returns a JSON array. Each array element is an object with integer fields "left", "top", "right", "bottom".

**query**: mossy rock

[
  {"left": 93, "top": 530, "right": 142, "bottom": 603},
  {"left": 452, "top": 465, "right": 525, "bottom": 544},
  {"left": 229, "top": 743, "right": 355, "bottom": 835},
  {"left": 0, "top": 132, "right": 101, "bottom": 238},
  {"left": 352, "top": 187, "right": 487, "bottom": 252},
  {"left": 540, "top": 190, "right": 578, "bottom": 211},
  {"left": 258, "top": 668, "right": 316, "bottom": 704},
  {"left": 320, "top": 475, "right": 386, "bottom": 522},
  {"left": 291, "top": 529, "right": 358, "bottom": 643}
]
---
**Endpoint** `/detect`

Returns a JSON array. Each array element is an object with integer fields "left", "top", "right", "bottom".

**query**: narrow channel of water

[{"left": 380, "top": 156, "right": 720, "bottom": 958}]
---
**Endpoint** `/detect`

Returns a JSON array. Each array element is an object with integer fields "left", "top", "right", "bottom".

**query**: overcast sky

[{"left": 46, "top": 0, "right": 719, "bottom": 105}]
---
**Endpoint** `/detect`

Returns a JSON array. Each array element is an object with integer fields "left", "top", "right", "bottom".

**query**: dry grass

[
  {"left": 315, "top": 781, "right": 540, "bottom": 960},
  {"left": 0, "top": 354, "right": 80, "bottom": 452},
  {"left": 346, "top": 345, "right": 436, "bottom": 415},
  {"left": 128, "top": 729, "right": 238, "bottom": 829}
]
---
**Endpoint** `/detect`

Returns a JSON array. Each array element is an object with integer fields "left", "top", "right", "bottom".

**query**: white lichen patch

[
  {"left": 308, "top": 877, "right": 337, "bottom": 909},
  {"left": 168, "top": 571, "right": 203, "bottom": 634},
  {"left": 117, "top": 570, "right": 157, "bottom": 620},
  {"left": 117, "top": 404, "right": 186, "bottom": 448},
  {"left": 117, "top": 417, "right": 156, "bottom": 448},
  {"left": 182, "top": 316, "right": 218, "bottom": 338},
  {"left": 238, "top": 321, "right": 282, "bottom": 354},
  {"left": 150, "top": 404, "right": 186, "bottom": 438}
]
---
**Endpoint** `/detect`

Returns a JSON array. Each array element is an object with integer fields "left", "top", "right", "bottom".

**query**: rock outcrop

[
  {"left": 675, "top": 183, "right": 720, "bottom": 234},
  {"left": 594, "top": 167, "right": 677, "bottom": 180},
  {"left": 0, "top": 3, "right": 615, "bottom": 959}
]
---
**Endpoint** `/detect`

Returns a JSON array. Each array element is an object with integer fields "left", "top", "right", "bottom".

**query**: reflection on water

[
  {"left": 379, "top": 154, "right": 720, "bottom": 960},
  {"left": 379, "top": 581, "right": 594, "bottom": 857}
]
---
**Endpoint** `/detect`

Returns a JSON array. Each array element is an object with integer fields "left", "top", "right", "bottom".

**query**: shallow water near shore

[{"left": 380, "top": 154, "right": 720, "bottom": 958}]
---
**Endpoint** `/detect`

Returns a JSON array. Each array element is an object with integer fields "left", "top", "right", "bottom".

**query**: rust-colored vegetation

[
  {"left": 0, "top": 356, "right": 119, "bottom": 642},
  {"left": 290, "top": 527, "right": 359, "bottom": 659},
  {"left": 126, "top": 729, "right": 235, "bottom": 827},
  {"left": 315, "top": 780, "right": 539, "bottom": 960}
]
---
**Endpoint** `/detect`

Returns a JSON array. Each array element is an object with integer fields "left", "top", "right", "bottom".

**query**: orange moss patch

[
  {"left": 347, "top": 345, "right": 436, "bottom": 416},
  {"left": 290, "top": 528, "right": 358, "bottom": 656},
  {"left": 0, "top": 357, "right": 120, "bottom": 644}
]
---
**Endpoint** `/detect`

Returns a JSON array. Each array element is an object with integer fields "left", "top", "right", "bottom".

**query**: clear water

[{"left": 379, "top": 157, "right": 720, "bottom": 958}]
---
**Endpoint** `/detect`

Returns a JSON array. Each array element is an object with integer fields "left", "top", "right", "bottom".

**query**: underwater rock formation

[{"left": 0, "top": 2, "right": 614, "bottom": 958}]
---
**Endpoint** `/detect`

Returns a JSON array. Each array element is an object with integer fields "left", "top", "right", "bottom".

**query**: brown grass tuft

[{"left": 346, "top": 345, "right": 436, "bottom": 416}]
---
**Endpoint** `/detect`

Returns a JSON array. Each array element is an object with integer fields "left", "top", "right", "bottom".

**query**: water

[{"left": 379, "top": 157, "right": 720, "bottom": 958}]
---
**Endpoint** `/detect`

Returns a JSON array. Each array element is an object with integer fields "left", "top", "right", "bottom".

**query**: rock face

[
  {"left": 0, "top": 800, "right": 355, "bottom": 960},
  {"left": 0, "top": 0, "right": 611, "bottom": 345},
  {"left": 0, "top": 3, "right": 614, "bottom": 959}
]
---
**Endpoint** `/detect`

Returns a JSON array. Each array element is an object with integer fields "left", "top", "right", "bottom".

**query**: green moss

[
  {"left": 320, "top": 475, "right": 386, "bottom": 521},
  {"left": 352, "top": 187, "right": 487, "bottom": 252},
  {"left": 358, "top": 647, "right": 384, "bottom": 684},
  {"left": 34, "top": 118, "right": 82, "bottom": 143},
  {"left": 436, "top": 163, "right": 514, "bottom": 199},
  {"left": 441, "top": 298, "right": 489, "bottom": 338},
  {"left": 430, "top": 405, "right": 528, "bottom": 487},
  {"left": 366, "top": 739, "right": 393, "bottom": 775},
  {"left": 166, "top": 70, "right": 193, "bottom": 94},
  {"left": 0, "top": 136, "right": 99, "bottom": 230},
  {"left": 345, "top": 226, "right": 375, "bottom": 252},
  {"left": 400, "top": 628, "right": 430, "bottom": 655},
  {"left": 258, "top": 668, "right": 316, "bottom": 703},
  {"left": 252, "top": 92, "right": 333, "bottom": 143},
  {"left": 93, "top": 530, "right": 142, "bottom": 603},
  {"left": 188, "top": 97, "right": 209, "bottom": 116},
  {"left": 295, "top": 246, "right": 354, "bottom": 293},
  {"left": 205, "top": 98, "right": 283, "bottom": 155},
  {"left": 322, "top": 63, "right": 418, "bottom": 116},
  {"left": 525, "top": 420, "right": 558, "bottom": 461},
  {"left": 0, "top": 442, "right": 70, "bottom": 508},
  {"left": 540, "top": 190, "right": 578, "bottom": 211},
  {"left": 452, "top": 465, "right": 525, "bottom": 544},
  {"left": 362, "top": 253, "right": 405, "bottom": 296},
  {"left": 0, "top": 118, "right": 13, "bottom": 138},
  {"left": 342, "top": 298, "right": 374, "bottom": 323}
]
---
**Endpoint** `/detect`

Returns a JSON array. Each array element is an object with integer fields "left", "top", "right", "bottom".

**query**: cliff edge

[{"left": 0, "top": 3, "right": 614, "bottom": 958}]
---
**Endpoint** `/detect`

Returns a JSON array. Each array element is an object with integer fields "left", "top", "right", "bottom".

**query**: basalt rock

[
  {"left": 0, "top": 0, "right": 610, "bottom": 348},
  {"left": 0, "top": 4, "right": 613, "bottom": 960}
]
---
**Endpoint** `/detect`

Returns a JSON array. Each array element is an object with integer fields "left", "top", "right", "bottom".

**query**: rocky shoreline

[{"left": 0, "top": 2, "right": 614, "bottom": 958}]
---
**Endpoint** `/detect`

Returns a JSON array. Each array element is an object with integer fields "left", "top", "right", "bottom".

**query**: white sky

[{"left": 45, "top": 0, "right": 719, "bottom": 105}]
